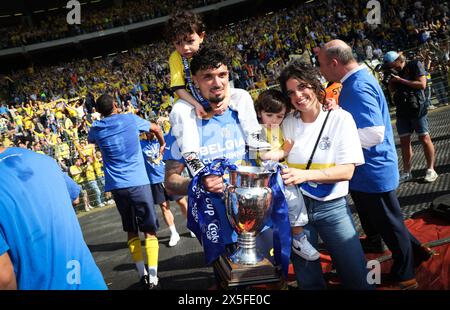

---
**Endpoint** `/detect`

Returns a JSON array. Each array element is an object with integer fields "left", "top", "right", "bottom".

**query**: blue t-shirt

[
  {"left": 339, "top": 68, "right": 399, "bottom": 193},
  {"left": 88, "top": 113, "right": 151, "bottom": 191},
  {"left": 140, "top": 138, "right": 165, "bottom": 185},
  {"left": 165, "top": 108, "right": 248, "bottom": 165},
  {"left": 0, "top": 148, "right": 106, "bottom": 290},
  {"left": 63, "top": 172, "right": 81, "bottom": 202},
  {"left": 0, "top": 105, "right": 7, "bottom": 115}
]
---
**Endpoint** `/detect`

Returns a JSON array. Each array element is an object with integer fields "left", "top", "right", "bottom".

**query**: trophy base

[{"left": 214, "top": 255, "right": 281, "bottom": 289}]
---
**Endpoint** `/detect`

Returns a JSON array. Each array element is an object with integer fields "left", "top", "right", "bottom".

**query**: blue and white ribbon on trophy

[
  {"left": 187, "top": 158, "right": 237, "bottom": 266},
  {"left": 261, "top": 160, "right": 292, "bottom": 278}
]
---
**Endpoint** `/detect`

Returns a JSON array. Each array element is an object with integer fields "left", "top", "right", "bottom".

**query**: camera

[{"left": 375, "top": 63, "right": 398, "bottom": 86}]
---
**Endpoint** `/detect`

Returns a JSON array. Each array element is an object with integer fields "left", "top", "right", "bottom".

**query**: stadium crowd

[
  {"left": 0, "top": 0, "right": 449, "bottom": 212},
  {"left": 0, "top": 0, "right": 223, "bottom": 49}
]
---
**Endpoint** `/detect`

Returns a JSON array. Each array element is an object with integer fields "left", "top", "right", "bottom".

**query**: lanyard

[
  {"left": 306, "top": 110, "right": 331, "bottom": 170},
  {"left": 182, "top": 57, "right": 211, "bottom": 111}
]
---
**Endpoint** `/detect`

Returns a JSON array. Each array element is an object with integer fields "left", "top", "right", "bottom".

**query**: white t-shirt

[
  {"left": 75, "top": 105, "right": 85, "bottom": 119},
  {"left": 281, "top": 108, "right": 365, "bottom": 201}
]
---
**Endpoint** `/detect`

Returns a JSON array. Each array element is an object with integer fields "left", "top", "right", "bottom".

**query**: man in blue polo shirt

[
  {"left": 0, "top": 147, "right": 106, "bottom": 290},
  {"left": 88, "top": 94, "right": 165, "bottom": 290},
  {"left": 318, "top": 40, "right": 432, "bottom": 289}
]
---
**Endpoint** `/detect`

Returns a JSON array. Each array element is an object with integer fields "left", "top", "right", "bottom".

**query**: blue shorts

[
  {"left": 111, "top": 184, "right": 159, "bottom": 233},
  {"left": 150, "top": 183, "right": 169, "bottom": 205},
  {"left": 396, "top": 115, "right": 429, "bottom": 137},
  {"left": 150, "top": 183, "right": 184, "bottom": 204}
]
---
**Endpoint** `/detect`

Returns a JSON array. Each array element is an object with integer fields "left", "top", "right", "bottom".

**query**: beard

[
  {"left": 207, "top": 87, "right": 226, "bottom": 103},
  {"left": 208, "top": 94, "right": 225, "bottom": 103}
]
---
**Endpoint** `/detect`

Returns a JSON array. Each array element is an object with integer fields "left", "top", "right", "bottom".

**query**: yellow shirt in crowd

[
  {"left": 70, "top": 165, "right": 85, "bottom": 184},
  {"left": 93, "top": 161, "right": 104, "bottom": 178},
  {"left": 85, "top": 163, "right": 97, "bottom": 182}
]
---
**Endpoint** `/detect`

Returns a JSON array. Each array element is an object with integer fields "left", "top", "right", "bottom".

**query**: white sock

[
  {"left": 148, "top": 266, "right": 158, "bottom": 284},
  {"left": 169, "top": 225, "right": 178, "bottom": 235},
  {"left": 135, "top": 261, "right": 147, "bottom": 278}
]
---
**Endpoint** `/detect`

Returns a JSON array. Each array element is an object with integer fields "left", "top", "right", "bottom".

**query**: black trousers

[{"left": 350, "top": 190, "right": 418, "bottom": 281}]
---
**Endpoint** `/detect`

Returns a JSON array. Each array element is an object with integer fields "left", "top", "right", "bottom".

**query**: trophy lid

[
  {"left": 234, "top": 165, "right": 273, "bottom": 175},
  {"left": 230, "top": 165, "right": 273, "bottom": 187}
]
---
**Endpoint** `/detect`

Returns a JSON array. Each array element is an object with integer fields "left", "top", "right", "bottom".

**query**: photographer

[{"left": 384, "top": 51, "right": 438, "bottom": 183}]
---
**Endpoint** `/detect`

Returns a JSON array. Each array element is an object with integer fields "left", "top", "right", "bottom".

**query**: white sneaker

[
  {"left": 424, "top": 169, "right": 438, "bottom": 183},
  {"left": 88, "top": 204, "right": 95, "bottom": 210},
  {"left": 189, "top": 230, "right": 196, "bottom": 238},
  {"left": 99, "top": 203, "right": 106, "bottom": 208},
  {"left": 292, "top": 235, "right": 320, "bottom": 261},
  {"left": 168, "top": 233, "right": 180, "bottom": 247},
  {"left": 399, "top": 171, "right": 412, "bottom": 183},
  {"left": 107, "top": 199, "right": 115, "bottom": 205}
]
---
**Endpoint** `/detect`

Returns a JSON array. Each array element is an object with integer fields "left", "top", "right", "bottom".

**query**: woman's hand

[{"left": 281, "top": 168, "right": 310, "bottom": 186}]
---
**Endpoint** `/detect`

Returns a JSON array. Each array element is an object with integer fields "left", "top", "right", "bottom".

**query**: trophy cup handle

[
  {"left": 224, "top": 183, "right": 237, "bottom": 225},
  {"left": 224, "top": 183, "right": 236, "bottom": 194}
]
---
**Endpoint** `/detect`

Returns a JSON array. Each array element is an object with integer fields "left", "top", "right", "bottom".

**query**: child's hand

[
  {"left": 154, "top": 155, "right": 163, "bottom": 165},
  {"left": 323, "top": 98, "right": 339, "bottom": 111},
  {"left": 260, "top": 150, "right": 281, "bottom": 161},
  {"left": 195, "top": 105, "right": 208, "bottom": 118}
]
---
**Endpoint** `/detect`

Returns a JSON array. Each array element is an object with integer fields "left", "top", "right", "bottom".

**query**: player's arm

[
  {"left": 391, "top": 74, "right": 426, "bottom": 90},
  {"left": 150, "top": 122, "right": 166, "bottom": 156},
  {"left": 164, "top": 160, "right": 190, "bottom": 196},
  {"left": 0, "top": 252, "right": 17, "bottom": 290}
]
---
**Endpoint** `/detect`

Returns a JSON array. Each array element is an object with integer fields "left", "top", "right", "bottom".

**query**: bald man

[{"left": 317, "top": 40, "right": 431, "bottom": 289}]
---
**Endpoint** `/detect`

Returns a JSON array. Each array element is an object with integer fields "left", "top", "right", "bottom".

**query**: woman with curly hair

[{"left": 277, "top": 60, "right": 373, "bottom": 290}]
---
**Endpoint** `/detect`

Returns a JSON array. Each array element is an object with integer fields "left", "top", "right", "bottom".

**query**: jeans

[
  {"left": 291, "top": 196, "right": 373, "bottom": 290},
  {"left": 85, "top": 180, "right": 102, "bottom": 206},
  {"left": 97, "top": 177, "right": 106, "bottom": 200}
]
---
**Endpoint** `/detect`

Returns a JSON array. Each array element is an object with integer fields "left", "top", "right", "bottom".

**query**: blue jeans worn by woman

[{"left": 291, "top": 196, "right": 373, "bottom": 290}]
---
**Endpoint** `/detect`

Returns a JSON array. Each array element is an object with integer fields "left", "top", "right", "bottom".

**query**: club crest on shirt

[
  {"left": 319, "top": 136, "right": 331, "bottom": 150},
  {"left": 221, "top": 127, "right": 232, "bottom": 139}
]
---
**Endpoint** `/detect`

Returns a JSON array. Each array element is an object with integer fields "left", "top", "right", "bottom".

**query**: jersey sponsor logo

[
  {"left": 199, "top": 139, "right": 245, "bottom": 157},
  {"left": 205, "top": 221, "right": 220, "bottom": 243}
]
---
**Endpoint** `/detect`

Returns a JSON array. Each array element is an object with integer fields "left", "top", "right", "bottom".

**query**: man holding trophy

[{"left": 164, "top": 47, "right": 291, "bottom": 288}]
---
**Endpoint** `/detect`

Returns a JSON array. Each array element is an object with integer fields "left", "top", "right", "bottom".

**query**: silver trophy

[{"left": 224, "top": 166, "right": 273, "bottom": 265}]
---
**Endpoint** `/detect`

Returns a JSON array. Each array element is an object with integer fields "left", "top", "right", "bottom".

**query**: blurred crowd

[{"left": 0, "top": 0, "right": 222, "bottom": 49}]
